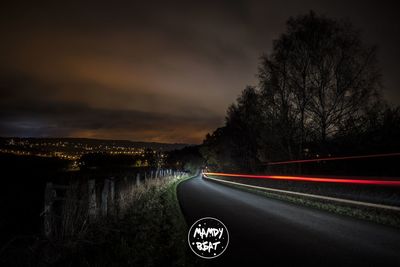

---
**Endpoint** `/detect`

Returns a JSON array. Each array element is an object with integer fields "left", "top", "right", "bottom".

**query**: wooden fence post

[
  {"left": 101, "top": 179, "right": 110, "bottom": 216},
  {"left": 88, "top": 179, "right": 97, "bottom": 219},
  {"left": 44, "top": 182, "right": 56, "bottom": 238},
  {"left": 109, "top": 178, "right": 115, "bottom": 215},
  {"left": 136, "top": 173, "right": 141, "bottom": 186}
]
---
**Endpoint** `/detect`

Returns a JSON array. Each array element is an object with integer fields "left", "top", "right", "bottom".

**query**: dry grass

[
  {"left": 45, "top": 174, "right": 196, "bottom": 266},
  {"left": 0, "top": 173, "right": 202, "bottom": 266}
]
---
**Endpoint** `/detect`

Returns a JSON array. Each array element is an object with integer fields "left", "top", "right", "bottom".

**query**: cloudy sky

[{"left": 1, "top": 0, "right": 399, "bottom": 143}]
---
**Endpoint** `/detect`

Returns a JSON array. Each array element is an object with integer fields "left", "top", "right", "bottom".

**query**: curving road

[{"left": 177, "top": 174, "right": 400, "bottom": 266}]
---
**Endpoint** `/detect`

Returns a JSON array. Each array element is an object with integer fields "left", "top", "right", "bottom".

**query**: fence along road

[{"left": 42, "top": 169, "right": 184, "bottom": 239}]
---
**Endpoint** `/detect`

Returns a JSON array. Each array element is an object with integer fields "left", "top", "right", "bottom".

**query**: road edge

[{"left": 169, "top": 173, "right": 198, "bottom": 229}]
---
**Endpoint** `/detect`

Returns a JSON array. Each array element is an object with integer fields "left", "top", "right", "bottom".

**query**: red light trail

[
  {"left": 266, "top": 152, "right": 400, "bottom": 165},
  {"left": 203, "top": 172, "right": 400, "bottom": 186}
]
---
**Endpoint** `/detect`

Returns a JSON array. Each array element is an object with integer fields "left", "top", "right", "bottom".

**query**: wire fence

[{"left": 42, "top": 169, "right": 186, "bottom": 241}]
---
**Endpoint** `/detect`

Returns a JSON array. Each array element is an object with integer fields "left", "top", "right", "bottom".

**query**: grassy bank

[
  {"left": 205, "top": 176, "right": 400, "bottom": 229},
  {"left": 1, "top": 174, "right": 201, "bottom": 266}
]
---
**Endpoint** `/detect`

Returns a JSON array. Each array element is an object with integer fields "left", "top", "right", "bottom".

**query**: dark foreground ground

[{"left": 178, "top": 175, "right": 400, "bottom": 266}]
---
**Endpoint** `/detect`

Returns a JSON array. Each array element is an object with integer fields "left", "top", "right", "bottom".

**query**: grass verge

[
  {"left": 63, "top": 174, "right": 200, "bottom": 266},
  {"left": 0, "top": 174, "right": 201, "bottom": 266}
]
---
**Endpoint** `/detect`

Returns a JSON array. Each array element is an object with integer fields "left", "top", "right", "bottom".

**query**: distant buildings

[{"left": 0, "top": 137, "right": 163, "bottom": 161}]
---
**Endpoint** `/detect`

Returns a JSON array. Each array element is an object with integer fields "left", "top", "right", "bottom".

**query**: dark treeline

[
  {"left": 80, "top": 147, "right": 203, "bottom": 174},
  {"left": 201, "top": 11, "right": 400, "bottom": 173},
  {"left": 165, "top": 145, "right": 203, "bottom": 174},
  {"left": 80, "top": 149, "right": 160, "bottom": 169}
]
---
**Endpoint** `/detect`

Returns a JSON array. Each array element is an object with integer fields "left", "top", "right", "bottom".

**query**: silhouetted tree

[
  {"left": 225, "top": 86, "right": 263, "bottom": 171},
  {"left": 166, "top": 146, "right": 203, "bottom": 174},
  {"left": 337, "top": 104, "right": 400, "bottom": 154},
  {"left": 201, "top": 11, "right": 389, "bottom": 173},
  {"left": 259, "top": 11, "right": 381, "bottom": 155},
  {"left": 201, "top": 127, "right": 236, "bottom": 171}
]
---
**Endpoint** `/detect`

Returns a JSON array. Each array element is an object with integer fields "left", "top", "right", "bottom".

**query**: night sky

[{"left": 1, "top": 0, "right": 399, "bottom": 144}]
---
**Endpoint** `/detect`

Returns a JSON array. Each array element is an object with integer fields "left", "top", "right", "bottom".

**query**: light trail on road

[
  {"left": 203, "top": 175, "right": 400, "bottom": 211},
  {"left": 179, "top": 174, "right": 400, "bottom": 265},
  {"left": 266, "top": 152, "right": 400, "bottom": 165},
  {"left": 203, "top": 172, "right": 400, "bottom": 186}
]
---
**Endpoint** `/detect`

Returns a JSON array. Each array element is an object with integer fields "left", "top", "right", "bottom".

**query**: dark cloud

[
  {"left": 1, "top": 0, "right": 400, "bottom": 143},
  {"left": 0, "top": 104, "right": 221, "bottom": 144},
  {"left": 0, "top": 74, "right": 222, "bottom": 143}
]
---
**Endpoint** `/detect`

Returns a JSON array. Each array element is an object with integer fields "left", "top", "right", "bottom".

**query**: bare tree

[
  {"left": 202, "top": 11, "right": 383, "bottom": 172},
  {"left": 259, "top": 11, "right": 381, "bottom": 153}
]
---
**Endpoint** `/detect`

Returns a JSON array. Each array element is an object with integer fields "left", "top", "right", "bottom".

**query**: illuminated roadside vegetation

[
  {"left": 0, "top": 143, "right": 205, "bottom": 266},
  {"left": 0, "top": 171, "right": 203, "bottom": 266},
  {"left": 47, "top": 175, "right": 201, "bottom": 266}
]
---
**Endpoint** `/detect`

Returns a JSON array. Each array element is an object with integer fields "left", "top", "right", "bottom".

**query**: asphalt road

[{"left": 177, "top": 174, "right": 400, "bottom": 266}]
